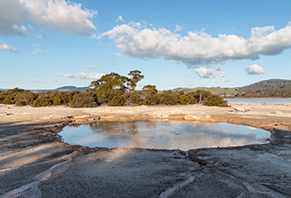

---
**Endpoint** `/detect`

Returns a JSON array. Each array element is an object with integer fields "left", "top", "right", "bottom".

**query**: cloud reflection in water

[{"left": 60, "top": 121, "right": 270, "bottom": 151}]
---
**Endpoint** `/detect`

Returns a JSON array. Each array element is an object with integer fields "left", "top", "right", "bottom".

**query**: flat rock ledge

[{"left": 1, "top": 105, "right": 291, "bottom": 197}]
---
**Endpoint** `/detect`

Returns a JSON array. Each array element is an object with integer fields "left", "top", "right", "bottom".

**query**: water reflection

[{"left": 60, "top": 121, "right": 270, "bottom": 150}]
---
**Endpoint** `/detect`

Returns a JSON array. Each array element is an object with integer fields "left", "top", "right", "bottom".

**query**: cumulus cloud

[
  {"left": 104, "top": 21, "right": 291, "bottom": 67},
  {"left": 194, "top": 68, "right": 216, "bottom": 78},
  {"left": 194, "top": 68, "right": 225, "bottom": 78},
  {"left": 244, "top": 64, "right": 266, "bottom": 75},
  {"left": 0, "top": 0, "right": 97, "bottom": 37},
  {"left": 0, "top": 43, "right": 19, "bottom": 53},
  {"left": 83, "top": 65, "right": 96, "bottom": 69},
  {"left": 58, "top": 72, "right": 104, "bottom": 80}
]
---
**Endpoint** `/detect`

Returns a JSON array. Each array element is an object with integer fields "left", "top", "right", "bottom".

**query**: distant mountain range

[
  {"left": 30, "top": 86, "right": 91, "bottom": 93},
  {"left": 173, "top": 79, "right": 291, "bottom": 96},
  {"left": 0, "top": 86, "right": 90, "bottom": 92}
]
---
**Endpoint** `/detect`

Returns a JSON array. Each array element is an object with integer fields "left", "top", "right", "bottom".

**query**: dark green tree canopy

[
  {"left": 89, "top": 72, "right": 130, "bottom": 91},
  {"left": 142, "top": 85, "right": 158, "bottom": 94}
]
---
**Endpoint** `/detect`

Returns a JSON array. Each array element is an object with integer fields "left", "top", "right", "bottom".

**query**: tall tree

[
  {"left": 89, "top": 72, "right": 130, "bottom": 91},
  {"left": 128, "top": 70, "right": 144, "bottom": 92}
]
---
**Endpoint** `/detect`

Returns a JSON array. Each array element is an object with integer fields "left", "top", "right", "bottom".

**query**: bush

[
  {"left": 158, "top": 90, "right": 179, "bottom": 105},
  {"left": 204, "top": 95, "right": 228, "bottom": 107},
  {"left": 3, "top": 95, "right": 15, "bottom": 104},
  {"left": 53, "top": 91, "right": 80, "bottom": 106},
  {"left": 178, "top": 92, "right": 198, "bottom": 105},
  {"left": 70, "top": 92, "right": 98, "bottom": 108},
  {"left": 123, "top": 91, "right": 142, "bottom": 105},
  {"left": 108, "top": 95, "right": 125, "bottom": 106},
  {"left": 32, "top": 96, "right": 52, "bottom": 107},
  {"left": 96, "top": 89, "right": 123, "bottom": 105},
  {"left": 15, "top": 92, "right": 37, "bottom": 106}
]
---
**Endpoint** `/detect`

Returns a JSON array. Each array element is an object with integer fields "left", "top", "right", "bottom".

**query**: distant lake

[{"left": 225, "top": 98, "right": 291, "bottom": 103}]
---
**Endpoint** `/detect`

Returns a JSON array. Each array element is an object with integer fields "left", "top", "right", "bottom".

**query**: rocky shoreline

[{"left": 0, "top": 104, "right": 291, "bottom": 197}]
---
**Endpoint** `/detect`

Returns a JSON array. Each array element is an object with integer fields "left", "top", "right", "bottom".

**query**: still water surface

[
  {"left": 60, "top": 121, "right": 270, "bottom": 150},
  {"left": 225, "top": 98, "right": 291, "bottom": 103}
]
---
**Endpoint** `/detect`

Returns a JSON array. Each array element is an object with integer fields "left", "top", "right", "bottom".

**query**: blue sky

[{"left": 1, "top": 0, "right": 291, "bottom": 90}]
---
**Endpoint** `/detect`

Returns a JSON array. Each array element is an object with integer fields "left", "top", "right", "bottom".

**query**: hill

[
  {"left": 173, "top": 87, "right": 238, "bottom": 96},
  {"left": 29, "top": 86, "right": 90, "bottom": 93},
  {"left": 238, "top": 79, "right": 291, "bottom": 92},
  {"left": 55, "top": 86, "right": 90, "bottom": 92},
  {"left": 173, "top": 79, "right": 291, "bottom": 97}
]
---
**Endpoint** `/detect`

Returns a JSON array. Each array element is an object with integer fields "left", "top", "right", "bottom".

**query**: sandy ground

[{"left": 0, "top": 103, "right": 291, "bottom": 197}]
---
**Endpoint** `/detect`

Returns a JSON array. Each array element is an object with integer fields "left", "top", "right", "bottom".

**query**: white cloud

[
  {"left": 58, "top": 72, "right": 104, "bottom": 80},
  {"left": 175, "top": 25, "right": 183, "bottom": 32},
  {"left": 0, "top": 0, "right": 97, "bottom": 37},
  {"left": 0, "top": 0, "right": 28, "bottom": 37},
  {"left": 104, "top": 21, "right": 291, "bottom": 67},
  {"left": 0, "top": 43, "right": 19, "bottom": 53},
  {"left": 83, "top": 65, "right": 96, "bottom": 69},
  {"left": 244, "top": 64, "right": 266, "bottom": 75},
  {"left": 75, "top": 72, "right": 103, "bottom": 80},
  {"left": 114, "top": 52, "right": 124, "bottom": 57},
  {"left": 58, "top": 73, "right": 74, "bottom": 78},
  {"left": 117, "top": 15, "right": 124, "bottom": 22},
  {"left": 194, "top": 68, "right": 225, "bottom": 78},
  {"left": 218, "top": 71, "right": 226, "bottom": 77},
  {"left": 194, "top": 68, "right": 216, "bottom": 78}
]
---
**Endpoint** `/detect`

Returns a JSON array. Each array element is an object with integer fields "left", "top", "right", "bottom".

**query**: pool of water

[
  {"left": 59, "top": 121, "right": 270, "bottom": 150},
  {"left": 225, "top": 98, "right": 291, "bottom": 103}
]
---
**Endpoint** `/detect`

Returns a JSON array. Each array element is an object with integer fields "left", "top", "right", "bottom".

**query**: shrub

[
  {"left": 157, "top": 90, "right": 179, "bottom": 105},
  {"left": 53, "top": 91, "right": 80, "bottom": 106},
  {"left": 32, "top": 96, "right": 52, "bottom": 107},
  {"left": 96, "top": 89, "right": 123, "bottom": 105},
  {"left": 70, "top": 92, "right": 98, "bottom": 108},
  {"left": 15, "top": 92, "right": 37, "bottom": 106},
  {"left": 3, "top": 95, "right": 15, "bottom": 104},
  {"left": 108, "top": 95, "right": 125, "bottom": 106},
  {"left": 204, "top": 95, "right": 228, "bottom": 107},
  {"left": 178, "top": 92, "right": 198, "bottom": 105},
  {"left": 123, "top": 91, "right": 142, "bottom": 105}
]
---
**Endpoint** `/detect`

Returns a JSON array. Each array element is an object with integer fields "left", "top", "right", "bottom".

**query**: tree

[
  {"left": 89, "top": 72, "right": 130, "bottom": 91},
  {"left": 128, "top": 70, "right": 144, "bottom": 92},
  {"left": 142, "top": 85, "right": 158, "bottom": 94}
]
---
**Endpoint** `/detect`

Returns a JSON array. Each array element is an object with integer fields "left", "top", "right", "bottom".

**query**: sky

[{"left": 1, "top": 0, "right": 291, "bottom": 90}]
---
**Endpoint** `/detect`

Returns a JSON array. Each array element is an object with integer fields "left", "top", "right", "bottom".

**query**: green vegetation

[
  {"left": 173, "top": 87, "right": 238, "bottom": 96},
  {"left": 0, "top": 70, "right": 228, "bottom": 107}
]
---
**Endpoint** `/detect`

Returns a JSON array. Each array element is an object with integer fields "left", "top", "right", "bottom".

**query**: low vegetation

[{"left": 0, "top": 70, "right": 228, "bottom": 108}]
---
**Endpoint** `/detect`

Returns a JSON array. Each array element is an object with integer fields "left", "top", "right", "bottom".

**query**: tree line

[{"left": 0, "top": 70, "right": 228, "bottom": 107}]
